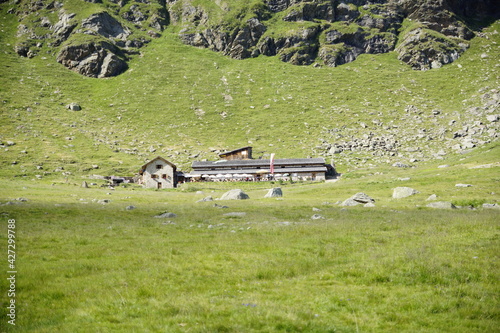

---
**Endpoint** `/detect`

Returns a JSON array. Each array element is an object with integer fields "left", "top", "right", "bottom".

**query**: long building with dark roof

[{"left": 190, "top": 147, "right": 335, "bottom": 181}]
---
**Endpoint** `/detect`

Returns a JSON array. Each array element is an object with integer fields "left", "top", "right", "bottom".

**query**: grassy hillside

[{"left": 1, "top": 3, "right": 499, "bottom": 180}]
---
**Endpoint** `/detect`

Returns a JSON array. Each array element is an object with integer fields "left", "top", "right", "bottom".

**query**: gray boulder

[
  {"left": 486, "top": 114, "right": 499, "bottom": 123},
  {"left": 196, "top": 196, "right": 213, "bottom": 203},
  {"left": 264, "top": 187, "right": 282, "bottom": 198},
  {"left": 154, "top": 212, "right": 177, "bottom": 218},
  {"left": 426, "top": 201, "right": 457, "bottom": 209},
  {"left": 393, "top": 187, "right": 419, "bottom": 199},
  {"left": 341, "top": 192, "right": 375, "bottom": 206},
  {"left": 67, "top": 103, "right": 81, "bottom": 111},
  {"left": 220, "top": 189, "right": 249, "bottom": 200},
  {"left": 427, "top": 194, "right": 438, "bottom": 201}
]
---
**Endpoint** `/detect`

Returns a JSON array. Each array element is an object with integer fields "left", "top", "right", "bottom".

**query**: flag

[{"left": 270, "top": 153, "right": 275, "bottom": 175}]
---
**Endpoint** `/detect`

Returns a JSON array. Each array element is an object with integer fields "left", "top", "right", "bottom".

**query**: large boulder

[
  {"left": 392, "top": 187, "right": 419, "bottom": 199},
  {"left": 220, "top": 189, "right": 249, "bottom": 200},
  {"left": 264, "top": 187, "right": 283, "bottom": 198},
  {"left": 341, "top": 192, "right": 375, "bottom": 206}
]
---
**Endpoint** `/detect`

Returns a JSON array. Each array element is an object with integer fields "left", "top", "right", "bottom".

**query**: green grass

[{"left": 0, "top": 157, "right": 499, "bottom": 331}]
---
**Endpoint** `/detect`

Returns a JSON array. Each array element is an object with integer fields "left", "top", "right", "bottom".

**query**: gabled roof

[
  {"left": 139, "top": 156, "right": 176, "bottom": 174},
  {"left": 218, "top": 146, "right": 252, "bottom": 157}
]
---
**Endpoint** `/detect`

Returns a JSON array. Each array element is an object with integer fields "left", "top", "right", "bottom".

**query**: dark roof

[
  {"left": 190, "top": 166, "right": 327, "bottom": 176},
  {"left": 218, "top": 146, "right": 252, "bottom": 157},
  {"left": 192, "top": 158, "right": 326, "bottom": 169}
]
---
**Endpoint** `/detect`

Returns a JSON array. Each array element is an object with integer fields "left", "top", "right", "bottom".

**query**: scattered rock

[
  {"left": 220, "top": 189, "right": 249, "bottom": 200},
  {"left": 482, "top": 203, "right": 500, "bottom": 209},
  {"left": 427, "top": 194, "right": 438, "bottom": 201},
  {"left": 312, "top": 207, "right": 321, "bottom": 212},
  {"left": 66, "top": 103, "right": 81, "bottom": 111},
  {"left": 311, "top": 214, "right": 324, "bottom": 220},
  {"left": 264, "top": 187, "right": 282, "bottom": 198},
  {"left": 341, "top": 193, "right": 375, "bottom": 206},
  {"left": 364, "top": 202, "right": 376, "bottom": 208},
  {"left": 455, "top": 184, "right": 473, "bottom": 187},
  {"left": 213, "top": 203, "right": 229, "bottom": 209},
  {"left": 154, "top": 212, "right": 177, "bottom": 218},
  {"left": 196, "top": 196, "right": 213, "bottom": 203},
  {"left": 426, "top": 201, "right": 457, "bottom": 209},
  {"left": 392, "top": 162, "right": 409, "bottom": 168},
  {"left": 486, "top": 114, "right": 499, "bottom": 122},
  {"left": 97, "top": 199, "right": 110, "bottom": 204},
  {"left": 125, "top": 205, "right": 136, "bottom": 210},
  {"left": 392, "top": 187, "right": 419, "bottom": 199},
  {"left": 81, "top": 181, "right": 89, "bottom": 188}
]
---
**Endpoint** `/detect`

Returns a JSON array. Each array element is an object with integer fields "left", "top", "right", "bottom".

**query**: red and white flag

[{"left": 270, "top": 153, "right": 275, "bottom": 175}]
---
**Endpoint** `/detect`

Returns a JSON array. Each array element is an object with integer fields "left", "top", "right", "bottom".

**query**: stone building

[{"left": 138, "top": 156, "right": 177, "bottom": 189}]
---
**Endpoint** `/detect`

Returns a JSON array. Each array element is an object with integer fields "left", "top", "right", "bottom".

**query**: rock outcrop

[
  {"left": 57, "top": 41, "right": 128, "bottom": 78},
  {"left": 12, "top": 0, "right": 167, "bottom": 77},
  {"left": 173, "top": 0, "right": 498, "bottom": 70}
]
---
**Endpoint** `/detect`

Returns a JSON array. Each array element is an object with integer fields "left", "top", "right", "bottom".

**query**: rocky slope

[{"left": 8, "top": 0, "right": 500, "bottom": 78}]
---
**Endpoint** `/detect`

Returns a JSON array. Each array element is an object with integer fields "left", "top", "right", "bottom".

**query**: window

[{"left": 156, "top": 164, "right": 162, "bottom": 170}]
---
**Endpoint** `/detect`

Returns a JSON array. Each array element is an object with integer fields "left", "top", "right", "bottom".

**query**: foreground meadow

[{"left": 0, "top": 149, "right": 499, "bottom": 332}]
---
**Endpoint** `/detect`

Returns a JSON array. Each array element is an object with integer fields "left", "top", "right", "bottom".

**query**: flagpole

[{"left": 270, "top": 153, "right": 275, "bottom": 177}]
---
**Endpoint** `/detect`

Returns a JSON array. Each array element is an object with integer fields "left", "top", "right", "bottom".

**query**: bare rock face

[
  {"left": 52, "top": 10, "right": 77, "bottom": 46},
  {"left": 80, "top": 12, "right": 131, "bottom": 41},
  {"left": 57, "top": 41, "right": 128, "bottom": 78},
  {"left": 174, "top": 0, "right": 498, "bottom": 70}
]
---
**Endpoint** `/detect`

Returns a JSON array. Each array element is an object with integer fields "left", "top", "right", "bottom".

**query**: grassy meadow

[{"left": 0, "top": 143, "right": 499, "bottom": 332}]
